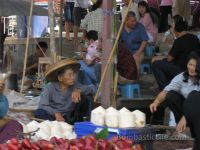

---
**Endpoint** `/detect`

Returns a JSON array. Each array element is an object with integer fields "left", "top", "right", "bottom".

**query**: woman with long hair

[
  {"left": 150, "top": 52, "right": 200, "bottom": 149},
  {"left": 138, "top": 1, "right": 158, "bottom": 43}
]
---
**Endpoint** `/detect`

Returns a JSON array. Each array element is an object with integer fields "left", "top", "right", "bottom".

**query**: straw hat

[{"left": 45, "top": 58, "right": 80, "bottom": 82}]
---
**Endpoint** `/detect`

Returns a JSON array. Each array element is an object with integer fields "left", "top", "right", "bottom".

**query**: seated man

[
  {"left": 120, "top": 11, "right": 148, "bottom": 71},
  {"left": 79, "top": 30, "right": 101, "bottom": 86},
  {"left": 26, "top": 41, "right": 48, "bottom": 81},
  {"left": 34, "top": 58, "right": 95, "bottom": 124}
]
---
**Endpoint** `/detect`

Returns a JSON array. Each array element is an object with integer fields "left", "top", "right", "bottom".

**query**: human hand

[
  {"left": 176, "top": 116, "right": 187, "bottom": 133},
  {"left": 150, "top": 102, "right": 159, "bottom": 113},
  {"left": 55, "top": 112, "right": 65, "bottom": 122},
  {"left": 72, "top": 88, "right": 81, "bottom": 103}
]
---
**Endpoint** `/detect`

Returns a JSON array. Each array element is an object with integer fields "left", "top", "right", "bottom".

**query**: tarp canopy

[{"left": 0, "top": 0, "right": 48, "bottom": 16}]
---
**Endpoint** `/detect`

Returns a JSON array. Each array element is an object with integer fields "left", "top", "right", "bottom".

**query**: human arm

[
  {"left": 150, "top": 91, "right": 167, "bottom": 113},
  {"left": 150, "top": 73, "right": 183, "bottom": 112},
  {"left": 167, "top": 39, "right": 179, "bottom": 62},
  {"left": 39, "top": 86, "right": 64, "bottom": 121}
]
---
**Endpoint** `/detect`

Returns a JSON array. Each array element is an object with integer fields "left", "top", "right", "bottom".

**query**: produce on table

[
  {"left": 132, "top": 110, "right": 146, "bottom": 127},
  {"left": 0, "top": 135, "right": 143, "bottom": 150},
  {"left": 21, "top": 120, "right": 76, "bottom": 141},
  {"left": 91, "top": 106, "right": 106, "bottom": 126},
  {"left": 91, "top": 107, "right": 146, "bottom": 128},
  {"left": 105, "top": 107, "right": 119, "bottom": 128},
  {"left": 119, "top": 107, "right": 136, "bottom": 128}
]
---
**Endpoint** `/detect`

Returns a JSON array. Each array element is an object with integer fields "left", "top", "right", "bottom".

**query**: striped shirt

[{"left": 80, "top": 8, "right": 103, "bottom": 33}]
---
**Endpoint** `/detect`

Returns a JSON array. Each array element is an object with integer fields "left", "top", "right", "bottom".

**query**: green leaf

[{"left": 96, "top": 128, "right": 109, "bottom": 140}]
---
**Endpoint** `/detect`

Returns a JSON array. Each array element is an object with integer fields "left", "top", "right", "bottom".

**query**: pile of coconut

[{"left": 91, "top": 107, "right": 146, "bottom": 128}]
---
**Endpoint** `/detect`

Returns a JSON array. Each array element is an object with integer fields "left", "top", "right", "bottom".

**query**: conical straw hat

[{"left": 45, "top": 58, "right": 80, "bottom": 82}]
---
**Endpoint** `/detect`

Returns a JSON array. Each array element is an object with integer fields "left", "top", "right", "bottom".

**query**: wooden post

[
  {"left": 59, "top": 0, "right": 63, "bottom": 55},
  {"left": 100, "top": 0, "right": 113, "bottom": 108},
  {"left": 20, "top": 0, "right": 34, "bottom": 93},
  {"left": 48, "top": 0, "right": 56, "bottom": 63}
]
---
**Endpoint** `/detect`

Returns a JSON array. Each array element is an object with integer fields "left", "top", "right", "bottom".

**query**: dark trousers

[
  {"left": 166, "top": 91, "right": 200, "bottom": 149},
  {"left": 34, "top": 95, "right": 93, "bottom": 125},
  {"left": 152, "top": 59, "right": 182, "bottom": 91},
  {"left": 159, "top": 6, "right": 172, "bottom": 32}
]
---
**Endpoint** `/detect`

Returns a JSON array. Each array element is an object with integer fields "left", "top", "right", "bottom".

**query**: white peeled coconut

[
  {"left": 119, "top": 107, "right": 136, "bottom": 128},
  {"left": 34, "top": 121, "right": 51, "bottom": 140},
  {"left": 59, "top": 122, "right": 73, "bottom": 139},
  {"left": 132, "top": 110, "right": 146, "bottom": 127},
  {"left": 91, "top": 106, "right": 106, "bottom": 126},
  {"left": 19, "top": 122, "right": 28, "bottom": 133},
  {"left": 105, "top": 107, "right": 119, "bottom": 128},
  {"left": 50, "top": 121, "right": 64, "bottom": 139},
  {"left": 26, "top": 120, "right": 40, "bottom": 132}
]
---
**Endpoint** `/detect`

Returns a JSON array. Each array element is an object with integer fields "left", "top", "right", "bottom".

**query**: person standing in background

[
  {"left": 73, "top": 0, "right": 91, "bottom": 47},
  {"left": 172, "top": 0, "right": 191, "bottom": 21},
  {"left": 64, "top": 0, "right": 75, "bottom": 41},
  {"left": 121, "top": 0, "right": 140, "bottom": 20},
  {"left": 159, "top": 0, "right": 173, "bottom": 32}
]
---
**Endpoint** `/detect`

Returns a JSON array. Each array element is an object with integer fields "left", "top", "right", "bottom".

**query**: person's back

[{"left": 170, "top": 33, "right": 200, "bottom": 70}]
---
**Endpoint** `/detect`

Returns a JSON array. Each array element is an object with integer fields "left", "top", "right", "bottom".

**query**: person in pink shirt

[{"left": 138, "top": 1, "right": 158, "bottom": 43}]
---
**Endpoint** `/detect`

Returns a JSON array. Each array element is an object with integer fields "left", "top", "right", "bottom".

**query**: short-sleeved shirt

[
  {"left": 120, "top": 22, "right": 149, "bottom": 54},
  {"left": 164, "top": 72, "right": 200, "bottom": 98},
  {"left": 80, "top": 8, "right": 103, "bottom": 33},
  {"left": 0, "top": 94, "right": 8, "bottom": 118},
  {"left": 86, "top": 40, "right": 99, "bottom": 61},
  {"left": 169, "top": 33, "right": 200, "bottom": 70},
  {"left": 38, "top": 82, "right": 95, "bottom": 116}
]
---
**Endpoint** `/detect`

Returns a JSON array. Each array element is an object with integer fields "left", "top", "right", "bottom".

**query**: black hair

[
  {"left": 126, "top": 11, "right": 136, "bottom": 20},
  {"left": 172, "top": 15, "right": 184, "bottom": 24},
  {"left": 86, "top": 30, "right": 98, "bottom": 41},
  {"left": 90, "top": 0, "right": 103, "bottom": 11},
  {"left": 183, "top": 52, "right": 200, "bottom": 86},
  {"left": 174, "top": 15, "right": 188, "bottom": 32},
  {"left": 37, "top": 41, "right": 48, "bottom": 50},
  {"left": 138, "top": 1, "right": 158, "bottom": 25}
]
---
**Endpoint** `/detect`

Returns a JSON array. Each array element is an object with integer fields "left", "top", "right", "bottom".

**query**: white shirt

[
  {"left": 164, "top": 73, "right": 200, "bottom": 98},
  {"left": 74, "top": 0, "right": 91, "bottom": 8},
  {"left": 86, "top": 40, "right": 99, "bottom": 61},
  {"left": 121, "top": 2, "right": 139, "bottom": 21}
]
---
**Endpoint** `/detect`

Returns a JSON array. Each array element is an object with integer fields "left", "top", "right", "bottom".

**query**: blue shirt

[
  {"left": 121, "top": 22, "right": 149, "bottom": 54},
  {"left": 38, "top": 82, "right": 95, "bottom": 116},
  {"left": 0, "top": 94, "right": 9, "bottom": 118}
]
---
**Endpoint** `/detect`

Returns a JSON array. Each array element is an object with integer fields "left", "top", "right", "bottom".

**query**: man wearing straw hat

[{"left": 34, "top": 58, "right": 95, "bottom": 124}]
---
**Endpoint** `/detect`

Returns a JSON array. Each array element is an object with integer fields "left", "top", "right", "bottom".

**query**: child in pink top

[{"left": 138, "top": 1, "right": 158, "bottom": 43}]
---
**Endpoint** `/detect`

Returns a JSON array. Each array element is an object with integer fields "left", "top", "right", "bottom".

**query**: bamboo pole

[
  {"left": 94, "top": 0, "right": 133, "bottom": 102},
  {"left": 112, "top": 71, "right": 118, "bottom": 108},
  {"left": 20, "top": 0, "right": 34, "bottom": 93},
  {"left": 48, "top": 0, "right": 56, "bottom": 63}
]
